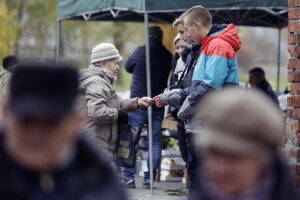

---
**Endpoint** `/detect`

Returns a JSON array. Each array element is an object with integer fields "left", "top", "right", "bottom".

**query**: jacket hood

[
  {"left": 203, "top": 24, "right": 241, "bottom": 52},
  {"left": 79, "top": 65, "right": 115, "bottom": 90}
]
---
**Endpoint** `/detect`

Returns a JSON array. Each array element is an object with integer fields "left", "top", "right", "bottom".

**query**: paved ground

[{"left": 127, "top": 177, "right": 187, "bottom": 200}]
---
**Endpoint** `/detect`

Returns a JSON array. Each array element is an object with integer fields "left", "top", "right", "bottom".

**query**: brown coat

[{"left": 79, "top": 65, "right": 138, "bottom": 156}]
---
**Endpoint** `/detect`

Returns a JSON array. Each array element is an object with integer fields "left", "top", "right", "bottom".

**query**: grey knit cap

[
  {"left": 91, "top": 43, "right": 123, "bottom": 64},
  {"left": 194, "top": 88, "right": 284, "bottom": 155}
]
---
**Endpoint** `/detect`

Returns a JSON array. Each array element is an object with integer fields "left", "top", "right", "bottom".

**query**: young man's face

[
  {"left": 202, "top": 147, "right": 267, "bottom": 197},
  {"left": 176, "top": 24, "right": 193, "bottom": 45},
  {"left": 183, "top": 17, "right": 208, "bottom": 44},
  {"left": 3, "top": 104, "right": 83, "bottom": 171}
]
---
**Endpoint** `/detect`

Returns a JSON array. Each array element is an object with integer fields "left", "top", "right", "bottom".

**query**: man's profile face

[
  {"left": 3, "top": 103, "right": 82, "bottom": 171},
  {"left": 202, "top": 147, "right": 266, "bottom": 196},
  {"left": 176, "top": 24, "right": 193, "bottom": 45},
  {"left": 183, "top": 17, "right": 205, "bottom": 44}
]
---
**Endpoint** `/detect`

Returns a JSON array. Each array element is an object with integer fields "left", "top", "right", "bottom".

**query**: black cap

[
  {"left": 9, "top": 63, "right": 79, "bottom": 121},
  {"left": 149, "top": 26, "right": 163, "bottom": 40},
  {"left": 3, "top": 55, "right": 19, "bottom": 70}
]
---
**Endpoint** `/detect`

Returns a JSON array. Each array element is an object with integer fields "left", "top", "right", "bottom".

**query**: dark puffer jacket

[
  {"left": 125, "top": 38, "right": 172, "bottom": 101},
  {"left": 0, "top": 131, "right": 127, "bottom": 200}
]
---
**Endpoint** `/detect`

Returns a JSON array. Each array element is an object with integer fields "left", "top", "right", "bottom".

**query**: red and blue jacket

[{"left": 184, "top": 24, "right": 241, "bottom": 106}]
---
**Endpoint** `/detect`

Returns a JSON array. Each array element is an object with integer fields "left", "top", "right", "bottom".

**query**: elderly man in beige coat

[{"left": 79, "top": 43, "right": 153, "bottom": 158}]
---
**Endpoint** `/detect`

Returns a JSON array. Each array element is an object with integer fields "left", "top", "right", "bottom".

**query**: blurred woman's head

[
  {"left": 91, "top": 43, "right": 122, "bottom": 76},
  {"left": 174, "top": 34, "right": 187, "bottom": 57}
]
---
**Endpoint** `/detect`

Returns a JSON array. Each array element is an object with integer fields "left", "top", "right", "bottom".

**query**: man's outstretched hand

[
  {"left": 138, "top": 97, "right": 153, "bottom": 107},
  {"left": 153, "top": 95, "right": 165, "bottom": 108}
]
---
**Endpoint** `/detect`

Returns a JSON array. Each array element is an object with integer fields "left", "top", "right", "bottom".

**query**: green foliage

[
  {"left": 0, "top": 1, "right": 17, "bottom": 64},
  {"left": 2, "top": 0, "right": 57, "bottom": 60},
  {"left": 162, "top": 137, "right": 180, "bottom": 151},
  {"left": 164, "top": 188, "right": 187, "bottom": 196}
]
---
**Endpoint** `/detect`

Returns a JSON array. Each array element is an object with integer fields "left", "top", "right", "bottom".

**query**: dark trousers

[
  {"left": 186, "top": 133, "right": 198, "bottom": 193},
  {"left": 177, "top": 121, "right": 188, "bottom": 162},
  {"left": 123, "top": 109, "right": 164, "bottom": 182}
]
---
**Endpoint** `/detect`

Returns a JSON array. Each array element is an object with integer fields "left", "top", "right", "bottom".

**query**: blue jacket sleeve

[
  {"left": 184, "top": 80, "right": 213, "bottom": 106},
  {"left": 185, "top": 51, "right": 230, "bottom": 106},
  {"left": 201, "top": 55, "right": 229, "bottom": 89}
]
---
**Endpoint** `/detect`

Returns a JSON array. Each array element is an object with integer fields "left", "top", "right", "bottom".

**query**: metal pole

[
  {"left": 276, "top": 28, "right": 281, "bottom": 92},
  {"left": 144, "top": 0, "right": 154, "bottom": 195},
  {"left": 56, "top": 20, "right": 61, "bottom": 63}
]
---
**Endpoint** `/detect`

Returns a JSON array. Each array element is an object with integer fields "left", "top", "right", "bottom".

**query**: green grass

[{"left": 164, "top": 188, "right": 187, "bottom": 197}]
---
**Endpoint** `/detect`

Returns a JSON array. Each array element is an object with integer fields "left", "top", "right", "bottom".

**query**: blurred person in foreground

[
  {"left": 248, "top": 67, "right": 279, "bottom": 105},
  {"left": 0, "top": 63, "right": 127, "bottom": 199},
  {"left": 190, "top": 88, "right": 299, "bottom": 200},
  {"left": 79, "top": 43, "right": 153, "bottom": 161},
  {"left": 0, "top": 55, "right": 19, "bottom": 121}
]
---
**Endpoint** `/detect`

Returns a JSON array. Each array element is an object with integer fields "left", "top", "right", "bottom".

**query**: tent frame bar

[
  {"left": 144, "top": 0, "right": 154, "bottom": 194},
  {"left": 110, "top": 9, "right": 121, "bottom": 18},
  {"left": 276, "top": 28, "right": 282, "bottom": 92},
  {"left": 56, "top": 20, "right": 61, "bottom": 63}
]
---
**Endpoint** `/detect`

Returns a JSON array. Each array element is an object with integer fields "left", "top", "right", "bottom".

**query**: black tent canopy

[{"left": 58, "top": 0, "right": 287, "bottom": 28}]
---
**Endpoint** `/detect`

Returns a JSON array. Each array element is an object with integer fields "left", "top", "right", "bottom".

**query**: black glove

[{"left": 118, "top": 111, "right": 129, "bottom": 123}]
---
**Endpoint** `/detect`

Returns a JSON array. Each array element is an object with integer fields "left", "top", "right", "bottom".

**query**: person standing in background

[
  {"left": 121, "top": 26, "right": 172, "bottom": 189},
  {"left": 248, "top": 67, "right": 279, "bottom": 106}
]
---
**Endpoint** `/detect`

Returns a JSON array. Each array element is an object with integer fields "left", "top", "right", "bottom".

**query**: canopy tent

[
  {"left": 56, "top": 0, "right": 288, "bottom": 193},
  {"left": 58, "top": 0, "right": 288, "bottom": 90},
  {"left": 58, "top": 0, "right": 287, "bottom": 28}
]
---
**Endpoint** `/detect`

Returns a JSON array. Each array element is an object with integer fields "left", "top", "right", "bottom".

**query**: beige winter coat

[{"left": 79, "top": 65, "right": 138, "bottom": 155}]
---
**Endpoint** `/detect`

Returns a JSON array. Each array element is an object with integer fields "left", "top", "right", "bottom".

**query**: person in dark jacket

[
  {"left": 121, "top": 26, "right": 172, "bottom": 189},
  {"left": 0, "top": 63, "right": 127, "bottom": 200},
  {"left": 166, "top": 15, "right": 201, "bottom": 191},
  {"left": 249, "top": 67, "right": 279, "bottom": 105},
  {"left": 190, "top": 88, "right": 299, "bottom": 200}
]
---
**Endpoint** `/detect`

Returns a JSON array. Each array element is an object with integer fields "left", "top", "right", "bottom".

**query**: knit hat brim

[
  {"left": 91, "top": 54, "right": 123, "bottom": 64},
  {"left": 196, "top": 128, "right": 270, "bottom": 156},
  {"left": 91, "top": 43, "right": 123, "bottom": 64}
]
